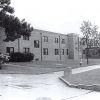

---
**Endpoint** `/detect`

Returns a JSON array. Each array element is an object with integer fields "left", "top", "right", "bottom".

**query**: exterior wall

[
  {"left": 67, "top": 34, "right": 74, "bottom": 59},
  {"left": 0, "top": 27, "right": 79, "bottom": 61},
  {"left": 18, "top": 30, "right": 41, "bottom": 61},
  {"left": 67, "top": 33, "right": 80, "bottom": 60},
  {"left": 41, "top": 32, "right": 67, "bottom": 61}
]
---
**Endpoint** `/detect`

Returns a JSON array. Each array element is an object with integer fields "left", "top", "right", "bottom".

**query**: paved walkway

[
  {"left": 72, "top": 64, "right": 100, "bottom": 74},
  {"left": 0, "top": 71, "right": 93, "bottom": 100},
  {"left": 0, "top": 64, "right": 100, "bottom": 100}
]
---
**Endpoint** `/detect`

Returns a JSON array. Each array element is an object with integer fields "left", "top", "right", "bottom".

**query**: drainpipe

[
  {"left": 59, "top": 36, "right": 61, "bottom": 60},
  {"left": 40, "top": 33, "right": 42, "bottom": 61},
  {"left": 18, "top": 38, "right": 20, "bottom": 52}
]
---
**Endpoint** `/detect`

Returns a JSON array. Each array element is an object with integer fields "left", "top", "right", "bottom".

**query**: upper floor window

[
  {"left": 43, "top": 48, "right": 48, "bottom": 55},
  {"left": 23, "top": 48, "right": 30, "bottom": 53},
  {"left": 43, "top": 36, "right": 48, "bottom": 42},
  {"left": 34, "top": 40, "right": 39, "bottom": 48},
  {"left": 55, "top": 38, "right": 59, "bottom": 43},
  {"left": 61, "top": 39, "right": 65, "bottom": 44},
  {"left": 6, "top": 47, "right": 14, "bottom": 53},
  {"left": 23, "top": 35, "right": 29, "bottom": 40},
  {"left": 55, "top": 49, "right": 59, "bottom": 55}
]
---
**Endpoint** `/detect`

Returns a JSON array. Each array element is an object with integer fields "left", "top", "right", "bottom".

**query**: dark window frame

[
  {"left": 6, "top": 47, "right": 14, "bottom": 53},
  {"left": 61, "top": 39, "right": 65, "bottom": 44},
  {"left": 66, "top": 49, "right": 68, "bottom": 55},
  {"left": 55, "top": 38, "right": 59, "bottom": 43},
  {"left": 55, "top": 49, "right": 59, "bottom": 55},
  {"left": 23, "top": 48, "right": 30, "bottom": 53},
  {"left": 43, "top": 36, "right": 48, "bottom": 42},
  {"left": 43, "top": 48, "right": 48, "bottom": 55},
  {"left": 23, "top": 35, "right": 29, "bottom": 40},
  {"left": 34, "top": 40, "right": 39, "bottom": 48},
  {"left": 62, "top": 49, "right": 64, "bottom": 55}
]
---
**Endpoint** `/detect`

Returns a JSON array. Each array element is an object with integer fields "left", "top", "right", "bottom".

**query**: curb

[{"left": 59, "top": 76, "right": 100, "bottom": 91}]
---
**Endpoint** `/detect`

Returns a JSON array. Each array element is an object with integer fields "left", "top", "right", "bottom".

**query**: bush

[{"left": 9, "top": 52, "right": 34, "bottom": 62}]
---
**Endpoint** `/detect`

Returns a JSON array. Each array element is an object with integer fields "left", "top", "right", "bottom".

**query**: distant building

[{"left": 0, "top": 28, "right": 80, "bottom": 61}]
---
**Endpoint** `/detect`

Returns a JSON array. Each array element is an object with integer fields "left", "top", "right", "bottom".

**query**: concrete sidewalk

[{"left": 72, "top": 64, "right": 100, "bottom": 74}]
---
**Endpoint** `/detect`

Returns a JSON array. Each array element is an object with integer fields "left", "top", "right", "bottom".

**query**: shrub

[{"left": 9, "top": 52, "right": 34, "bottom": 62}]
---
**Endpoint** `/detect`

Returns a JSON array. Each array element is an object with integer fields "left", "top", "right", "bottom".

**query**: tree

[
  {"left": 0, "top": 0, "right": 14, "bottom": 26},
  {"left": 0, "top": 0, "right": 33, "bottom": 42},
  {"left": 0, "top": 0, "right": 14, "bottom": 14},
  {"left": 80, "top": 21, "right": 99, "bottom": 64},
  {"left": 2, "top": 15, "right": 33, "bottom": 41}
]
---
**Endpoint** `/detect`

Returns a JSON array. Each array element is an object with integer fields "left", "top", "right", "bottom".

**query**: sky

[{"left": 11, "top": 0, "right": 100, "bottom": 35}]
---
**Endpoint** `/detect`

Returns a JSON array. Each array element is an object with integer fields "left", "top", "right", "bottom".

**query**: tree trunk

[{"left": 86, "top": 48, "right": 89, "bottom": 64}]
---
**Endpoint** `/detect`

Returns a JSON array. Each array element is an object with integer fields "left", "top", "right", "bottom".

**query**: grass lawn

[
  {"left": 8, "top": 59, "right": 100, "bottom": 69},
  {"left": 62, "top": 68, "right": 100, "bottom": 86},
  {"left": 60, "top": 68, "right": 100, "bottom": 91},
  {"left": 1, "top": 58, "right": 100, "bottom": 74}
]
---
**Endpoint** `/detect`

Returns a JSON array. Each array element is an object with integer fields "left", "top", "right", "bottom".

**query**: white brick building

[{"left": 0, "top": 28, "right": 80, "bottom": 61}]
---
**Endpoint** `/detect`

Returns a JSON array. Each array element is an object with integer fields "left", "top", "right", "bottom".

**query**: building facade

[{"left": 0, "top": 28, "right": 80, "bottom": 61}]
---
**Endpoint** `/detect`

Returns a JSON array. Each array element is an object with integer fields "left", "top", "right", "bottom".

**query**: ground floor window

[
  {"left": 23, "top": 48, "right": 30, "bottom": 53},
  {"left": 55, "top": 49, "right": 59, "bottom": 55},
  {"left": 62, "top": 49, "right": 64, "bottom": 55},
  {"left": 43, "top": 48, "right": 48, "bottom": 55},
  {"left": 83, "top": 50, "right": 85, "bottom": 54},
  {"left": 6, "top": 47, "right": 14, "bottom": 53},
  {"left": 66, "top": 49, "right": 68, "bottom": 55}
]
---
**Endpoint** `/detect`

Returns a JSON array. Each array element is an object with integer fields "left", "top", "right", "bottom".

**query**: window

[
  {"left": 6, "top": 47, "right": 14, "bottom": 53},
  {"left": 43, "top": 36, "right": 48, "bottom": 42},
  {"left": 55, "top": 49, "right": 59, "bottom": 55},
  {"left": 23, "top": 35, "right": 29, "bottom": 40},
  {"left": 23, "top": 48, "right": 30, "bottom": 53},
  {"left": 43, "top": 48, "right": 48, "bottom": 55},
  {"left": 55, "top": 38, "right": 59, "bottom": 43},
  {"left": 83, "top": 50, "right": 85, "bottom": 54},
  {"left": 34, "top": 40, "right": 39, "bottom": 48},
  {"left": 66, "top": 49, "right": 68, "bottom": 55},
  {"left": 62, "top": 49, "right": 64, "bottom": 55},
  {"left": 61, "top": 39, "right": 65, "bottom": 44}
]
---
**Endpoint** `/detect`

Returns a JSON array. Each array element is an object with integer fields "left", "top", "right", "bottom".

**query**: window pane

[
  {"left": 55, "top": 38, "right": 59, "bottom": 43},
  {"left": 55, "top": 49, "right": 59, "bottom": 55},
  {"left": 6, "top": 47, "right": 14, "bottom": 53},
  {"left": 34, "top": 40, "right": 39, "bottom": 48},
  {"left": 23, "top": 48, "right": 30, "bottom": 53},
  {"left": 66, "top": 49, "right": 68, "bottom": 55},
  {"left": 43, "top": 48, "right": 48, "bottom": 55},
  {"left": 23, "top": 36, "right": 29, "bottom": 40},
  {"left": 62, "top": 49, "right": 64, "bottom": 55},
  {"left": 43, "top": 36, "right": 48, "bottom": 42},
  {"left": 61, "top": 39, "right": 65, "bottom": 44}
]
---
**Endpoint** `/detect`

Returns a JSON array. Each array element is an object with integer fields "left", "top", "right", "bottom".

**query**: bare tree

[{"left": 80, "top": 21, "right": 99, "bottom": 64}]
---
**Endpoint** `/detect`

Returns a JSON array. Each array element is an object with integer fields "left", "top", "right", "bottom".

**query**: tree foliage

[
  {"left": 80, "top": 21, "right": 99, "bottom": 47},
  {"left": 0, "top": 0, "right": 14, "bottom": 14},
  {"left": 0, "top": 0, "right": 33, "bottom": 41},
  {"left": 80, "top": 20, "right": 99, "bottom": 64}
]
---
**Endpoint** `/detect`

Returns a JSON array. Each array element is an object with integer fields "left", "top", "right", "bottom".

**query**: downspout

[
  {"left": 18, "top": 38, "right": 20, "bottom": 52},
  {"left": 40, "top": 33, "right": 42, "bottom": 61},
  {"left": 59, "top": 36, "right": 61, "bottom": 60}
]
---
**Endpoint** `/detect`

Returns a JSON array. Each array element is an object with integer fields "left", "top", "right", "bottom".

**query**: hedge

[{"left": 9, "top": 52, "right": 34, "bottom": 62}]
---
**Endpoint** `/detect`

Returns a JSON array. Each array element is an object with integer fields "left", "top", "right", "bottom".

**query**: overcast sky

[{"left": 11, "top": 0, "right": 100, "bottom": 35}]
